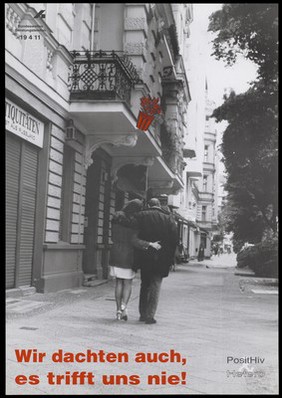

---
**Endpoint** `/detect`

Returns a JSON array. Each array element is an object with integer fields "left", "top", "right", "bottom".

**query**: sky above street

[{"left": 192, "top": 4, "right": 258, "bottom": 107}]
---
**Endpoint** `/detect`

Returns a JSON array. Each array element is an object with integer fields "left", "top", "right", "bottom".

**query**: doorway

[{"left": 82, "top": 148, "right": 112, "bottom": 278}]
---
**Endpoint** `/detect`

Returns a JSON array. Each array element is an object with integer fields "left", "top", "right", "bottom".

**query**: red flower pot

[{"left": 136, "top": 111, "right": 154, "bottom": 131}]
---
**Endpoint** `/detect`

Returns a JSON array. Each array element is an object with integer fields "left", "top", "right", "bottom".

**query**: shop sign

[{"left": 5, "top": 98, "right": 44, "bottom": 148}]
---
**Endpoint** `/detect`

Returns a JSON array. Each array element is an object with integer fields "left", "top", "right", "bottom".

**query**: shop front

[{"left": 5, "top": 97, "right": 45, "bottom": 290}]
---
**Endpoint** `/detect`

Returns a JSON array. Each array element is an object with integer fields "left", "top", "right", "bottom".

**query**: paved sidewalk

[
  {"left": 6, "top": 261, "right": 278, "bottom": 395},
  {"left": 189, "top": 252, "right": 237, "bottom": 268}
]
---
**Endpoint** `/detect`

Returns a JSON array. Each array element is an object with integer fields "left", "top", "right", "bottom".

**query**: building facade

[
  {"left": 195, "top": 95, "right": 218, "bottom": 257},
  {"left": 5, "top": 3, "right": 193, "bottom": 293},
  {"left": 169, "top": 10, "right": 220, "bottom": 260},
  {"left": 173, "top": 91, "right": 219, "bottom": 259}
]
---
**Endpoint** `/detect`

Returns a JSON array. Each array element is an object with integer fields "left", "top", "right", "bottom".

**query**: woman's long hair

[
  {"left": 112, "top": 199, "right": 143, "bottom": 227},
  {"left": 122, "top": 199, "right": 143, "bottom": 216}
]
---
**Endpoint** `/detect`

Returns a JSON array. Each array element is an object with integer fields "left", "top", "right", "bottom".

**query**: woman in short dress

[
  {"left": 110, "top": 199, "right": 162, "bottom": 321},
  {"left": 109, "top": 199, "right": 143, "bottom": 321}
]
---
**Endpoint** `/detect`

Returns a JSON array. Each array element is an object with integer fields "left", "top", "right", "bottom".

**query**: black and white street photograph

[{"left": 5, "top": 3, "right": 278, "bottom": 395}]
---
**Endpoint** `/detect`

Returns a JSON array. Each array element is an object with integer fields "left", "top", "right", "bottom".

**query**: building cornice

[{"left": 5, "top": 49, "right": 70, "bottom": 120}]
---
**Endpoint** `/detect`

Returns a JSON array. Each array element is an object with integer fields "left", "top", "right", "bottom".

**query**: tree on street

[{"left": 208, "top": 4, "right": 278, "bottom": 252}]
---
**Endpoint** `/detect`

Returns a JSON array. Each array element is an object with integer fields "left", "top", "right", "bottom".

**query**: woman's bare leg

[
  {"left": 115, "top": 278, "right": 123, "bottom": 312},
  {"left": 122, "top": 279, "right": 133, "bottom": 307}
]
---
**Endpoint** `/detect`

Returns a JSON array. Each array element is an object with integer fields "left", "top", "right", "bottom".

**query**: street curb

[
  {"left": 239, "top": 277, "right": 278, "bottom": 286},
  {"left": 206, "top": 265, "right": 236, "bottom": 269},
  {"left": 234, "top": 270, "right": 256, "bottom": 276},
  {"left": 83, "top": 279, "right": 109, "bottom": 288},
  {"left": 6, "top": 287, "right": 36, "bottom": 299}
]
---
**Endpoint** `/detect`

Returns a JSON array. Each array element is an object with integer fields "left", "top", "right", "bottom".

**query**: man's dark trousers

[{"left": 139, "top": 267, "right": 162, "bottom": 320}]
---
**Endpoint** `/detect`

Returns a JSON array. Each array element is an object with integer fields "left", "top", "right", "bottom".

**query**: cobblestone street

[{"left": 6, "top": 255, "right": 278, "bottom": 395}]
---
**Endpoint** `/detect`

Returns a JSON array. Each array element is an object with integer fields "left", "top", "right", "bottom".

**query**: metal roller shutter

[
  {"left": 5, "top": 132, "right": 38, "bottom": 289},
  {"left": 18, "top": 143, "right": 38, "bottom": 286},
  {"left": 5, "top": 133, "right": 20, "bottom": 289}
]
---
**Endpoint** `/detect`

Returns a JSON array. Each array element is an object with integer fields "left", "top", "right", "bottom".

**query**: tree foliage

[
  {"left": 208, "top": 4, "right": 278, "bottom": 83},
  {"left": 208, "top": 4, "right": 278, "bottom": 251}
]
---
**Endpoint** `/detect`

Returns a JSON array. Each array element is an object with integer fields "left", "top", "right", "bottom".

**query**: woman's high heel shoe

[
  {"left": 121, "top": 304, "right": 128, "bottom": 321},
  {"left": 116, "top": 310, "right": 122, "bottom": 320}
]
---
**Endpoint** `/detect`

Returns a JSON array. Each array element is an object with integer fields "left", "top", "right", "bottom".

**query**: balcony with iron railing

[
  {"left": 68, "top": 50, "right": 144, "bottom": 136},
  {"left": 67, "top": 50, "right": 183, "bottom": 193},
  {"left": 68, "top": 50, "right": 141, "bottom": 106}
]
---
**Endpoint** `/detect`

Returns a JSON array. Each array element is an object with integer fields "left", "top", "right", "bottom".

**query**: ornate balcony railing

[{"left": 68, "top": 50, "right": 142, "bottom": 104}]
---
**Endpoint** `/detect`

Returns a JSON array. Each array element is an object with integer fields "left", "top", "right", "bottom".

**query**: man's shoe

[
  {"left": 139, "top": 316, "right": 146, "bottom": 322},
  {"left": 145, "top": 318, "right": 157, "bottom": 324}
]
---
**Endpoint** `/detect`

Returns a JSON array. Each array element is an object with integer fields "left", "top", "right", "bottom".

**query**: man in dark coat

[
  {"left": 198, "top": 243, "right": 205, "bottom": 261},
  {"left": 132, "top": 198, "right": 178, "bottom": 324}
]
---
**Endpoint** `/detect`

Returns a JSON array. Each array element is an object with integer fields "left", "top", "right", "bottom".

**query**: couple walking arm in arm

[{"left": 110, "top": 198, "right": 178, "bottom": 324}]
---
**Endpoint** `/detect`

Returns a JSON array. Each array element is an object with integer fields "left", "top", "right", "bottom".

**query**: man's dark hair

[{"left": 148, "top": 198, "right": 161, "bottom": 208}]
